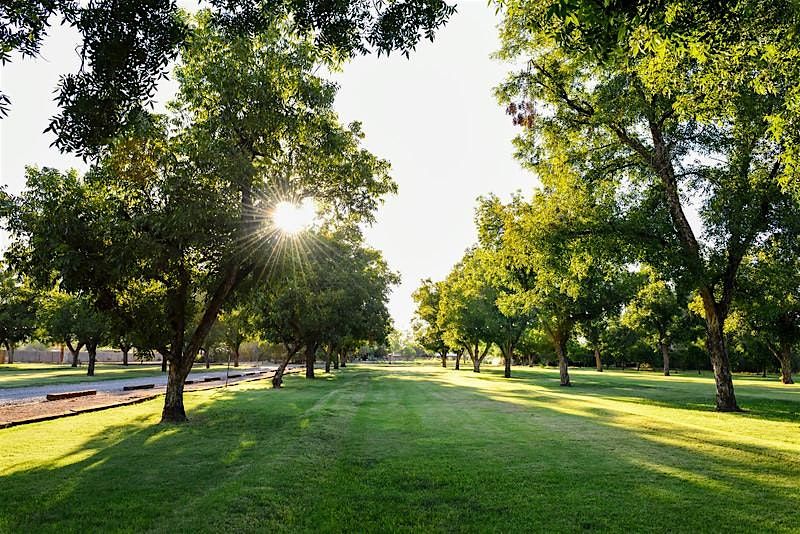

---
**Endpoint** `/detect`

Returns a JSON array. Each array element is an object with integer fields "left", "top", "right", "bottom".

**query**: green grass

[
  {"left": 0, "top": 363, "right": 241, "bottom": 389},
  {"left": 1, "top": 364, "right": 798, "bottom": 533}
]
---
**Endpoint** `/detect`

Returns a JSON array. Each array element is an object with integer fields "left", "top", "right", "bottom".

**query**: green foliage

[
  {"left": 0, "top": 268, "right": 37, "bottom": 352},
  {"left": 3, "top": 0, "right": 455, "bottom": 154}
]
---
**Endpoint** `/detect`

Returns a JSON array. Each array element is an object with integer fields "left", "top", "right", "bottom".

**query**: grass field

[
  {"left": 0, "top": 363, "right": 243, "bottom": 389},
  {"left": 1, "top": 364, "right": 798, "bottom": 533}
]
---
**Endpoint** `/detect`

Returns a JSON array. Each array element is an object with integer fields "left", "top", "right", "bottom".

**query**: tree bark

[
  {"left": 503, "top": 349, "right": 512, "bottom": 378},
  {"left": 340, "top": 351, "right": 347, "bottom": 368},
  {"left": 66, "top": 340, "right": 83, "bottom": 367},
  {"left": 273, "top": 345, "right": 298, "bottom": 388},
  {"left": 305, "top": 344, "right": 316, "bottom": 378},
  {"left": 7, "top": 345, "right": 14, "bottom": 364},
  {"left": 701, "top": 296, "right": 740, "bottom": 411},
  {"left": 777, "top": 343, "right": 794, "bottom": 384},
  {"left": 333, "top": 350, "right": 340, "bottom": 370},
  {"left": 659, "top": 340, "right": 671, "bottom": 377},
  {"left": 594, "top": 346, "right": 603, "bottom": 372},
  {"left": 161, "top": 359, "right": 192, "bottom": 422},
  {"left": 324, "top": 349, "right": 332, "bottom": 373},
  {"left": 440, "top": 351, "right": 447, "bottom": 368},
  {"left": 121, "top": 346, "right": 129, "bottom": 366},
  {"left": 555, "top": 337, "right": 571, "bottom": 386},
  {"left": 86, "top": 342, "right": 98, "bottom": 376},
  {"left": 233, "top": 343, "right": 240, "bottom": 367},
  {"left": 162, "top": 356, "right": 168, "bottom": 373},
  {"left": 455, "top": 351, "right": 461, "bottom": 370}
]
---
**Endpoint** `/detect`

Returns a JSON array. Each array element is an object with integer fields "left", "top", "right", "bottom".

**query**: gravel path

[{"left": 0, "top": 366, "right": 277, "bottom": 406}]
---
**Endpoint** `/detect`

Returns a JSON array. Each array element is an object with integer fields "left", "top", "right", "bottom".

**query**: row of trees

[
  {"left": 413, "top": 0, "right": 800, "bottom": 411},
  {"left": 1, "top": 10, "right": 407, "bottom": 422}
]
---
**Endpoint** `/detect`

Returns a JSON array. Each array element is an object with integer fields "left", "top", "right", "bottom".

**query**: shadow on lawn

[
  {"left": 0, "top": 367, "right": 798, "bottom": 532},
  {"left": 454, "top": 366, "right": 800, "bottom": 424}
]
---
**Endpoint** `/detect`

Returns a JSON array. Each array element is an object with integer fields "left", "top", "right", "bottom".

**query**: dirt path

[{"left": 0, "top": 367, "right": 300, "bottom": 428}]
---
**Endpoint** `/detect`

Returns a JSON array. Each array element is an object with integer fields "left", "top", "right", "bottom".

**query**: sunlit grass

[{"left": 0, "top": 364, "right": 798, "bottom": 532}]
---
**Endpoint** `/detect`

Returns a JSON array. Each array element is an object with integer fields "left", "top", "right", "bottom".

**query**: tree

[
  {"left": 7, "top": 15, "right": 395, "bottom": 422},
  {"left": 438, "top": 251, "right": 496, "bottom": 373},
  {"left": 36, "top": 289, "right": 109, "bottom": 375},
  {"left": 0, "top": 268, "right": 36, "bottom": 363},
  {"left": 496, "top": 0, "right": 800, "bottom": 409},
  {"left": 252, "top": 233, "right": 397, "bottom": 386},
  {"left": 216, "top": 307, "right": 253, "bottom": 368},
  {"left": 621, "top": 267, "right": 684, "bottom": 376},
  {"left": 1, "top": 0, "right": 455, "bottom": 155},
  {"left": 734, "top": 245, "right": 800, "bottom": 384},
  {"left": 412, "top": 279, "right": 451, "bottom": 367}
]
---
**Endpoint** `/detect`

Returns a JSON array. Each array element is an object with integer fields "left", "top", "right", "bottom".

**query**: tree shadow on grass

[{"left": 1, "top": 366, "right": 798, "bottom": 533}]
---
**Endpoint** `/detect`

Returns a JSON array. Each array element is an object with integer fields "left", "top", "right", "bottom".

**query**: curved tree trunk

[
  {"left": 777, "top": 343, "right": 794, "bottom": 384},
  {"left": 594, "top": 346, "right": 603, "bottom": 372},
  {"left": 659, "top": 340, "right": 671, "bottom": 376},
  {"left": 273, "top": 346, "right": 297, "bottom": 388},
  {"left": 555, "top": 338, "right": 570, "bottom": 387}
]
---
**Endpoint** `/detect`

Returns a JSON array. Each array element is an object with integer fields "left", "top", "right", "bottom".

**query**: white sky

[{"left": 0, "top": 1, "right": 536, "bottom": 331}]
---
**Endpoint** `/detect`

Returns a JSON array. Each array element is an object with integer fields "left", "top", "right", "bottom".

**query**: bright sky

[{"left": 0, "top": 1, "right": 536, "bottom": 331}]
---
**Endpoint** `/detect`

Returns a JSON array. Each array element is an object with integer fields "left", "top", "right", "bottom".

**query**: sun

[{"left": 272, "top": 198, "right": 316, "bottom": 234}]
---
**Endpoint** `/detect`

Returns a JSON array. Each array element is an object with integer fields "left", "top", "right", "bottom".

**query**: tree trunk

[
  {"left": 440, "top": 351, "right": 447, "bottom": 368},
  {"left": 777, "top": 343, "right": 794, "bottom": 384},
  {"left": 122, "top": 346, "right": 129, "bottom": 366},
  {"left": 555, "top": 338, "right": 571, "bottom": 386},
  {"left": 503, "top": 350, "right": 512, "bottom": 378},
  {"left": 324, "top": 349, "right": 332, "bottom": 373},
  {"left": 233, "top": 344, "right": 240, "bottom": 367},
  {"left": 659, "top": 340, "right": 671, "bottom": 377},
  {"left": 86, "top": 342, "right": 98, "bottom": 376},
  {"left": 305, "top": 344, "right": 316, "bottom": 379},
  {"left": 455, "top": 351, "right": 461, "bottom": 370},
  {"left": 273, "top": 347, "right": 297, "bottom": 388},
  {"left": 333, "top": 350, "right": 340, "bottom": 370},
  {"left": 702, "top": 299, "right": 740, "bottom": 411},
  {"left": 646, "top": 120, "right": 739, "bottom": 411},
  {"left": 67, "top": 340, "right": 83, "bottom": 367},
  {"left": 472, "top": 356, "right": 481, "bottom": 373},
  {"left": 162, "top": 356, "right": 168, "bottom": 373},
  {"left": 594, "top": 346, "right": 603, "bottom": 372},
  {"left": 7, "top": 345, "right": 14, "bottom": 364},
  {"left": 161, "top": 358, "right": 192, "bottom": 422},
  {"left": 340, "top": 352, "right": 347, "bottom": 368}
]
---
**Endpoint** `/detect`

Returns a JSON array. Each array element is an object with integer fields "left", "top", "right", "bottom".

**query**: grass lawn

[
  {"left": 0, "top": 363, "right": 246, "bottom": 389},
  {"left": 0, "top": 364, "right": 798, "bottom": 533}
]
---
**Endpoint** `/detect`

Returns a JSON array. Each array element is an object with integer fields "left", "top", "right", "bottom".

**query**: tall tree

[
  {"left": 496, "top": 0, "right": 800, "bottom": 409},
  {"left": 7, "top": 15, "right": 394, "bottom": 422}
]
